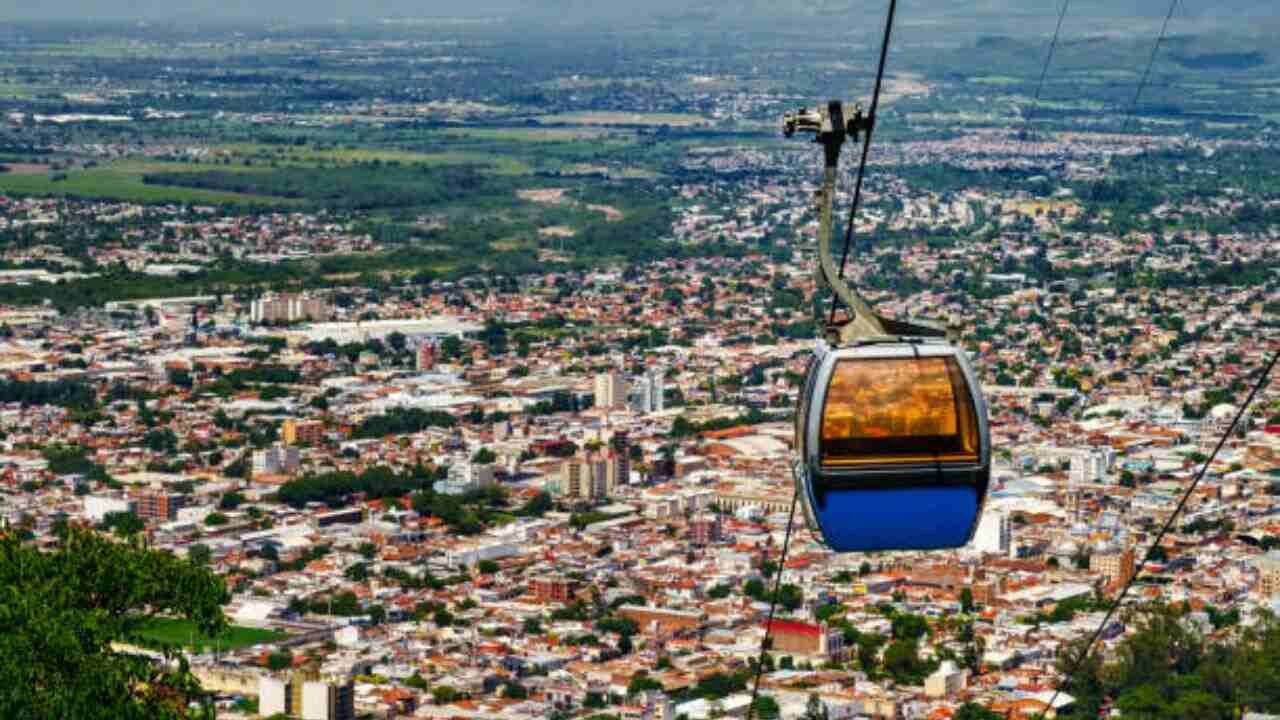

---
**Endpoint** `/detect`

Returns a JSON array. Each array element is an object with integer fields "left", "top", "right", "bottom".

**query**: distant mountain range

[{"left": 4, "top": 0, "right": 1279, "bottom": 37}]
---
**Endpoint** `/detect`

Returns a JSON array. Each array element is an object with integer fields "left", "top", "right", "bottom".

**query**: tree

[
  {"left": 101, "top": 511, "right": 145, "bottom": 537},
  {"left": 960, "top": 587, "right": 975, "bottom": 614},
  {"left": 628, "top": 674, "right": 663, "bottom": 696},
  {"left": 218, "top": 492, "right": 244, "bottom": 510},
  {"left": 891, "top": 613, "right": 928, "bottom": 641},
  {"left": 955, "top": 703, "right": 1003, "bottom": 720},
  {"left": 750, "top": 695, "right": 780, "bottom": 720},
  {"left": 503, "top": 681, "right": 528, "bottom": 700},
  {"left": 0, "top": 526, "right": 228, "bottom": 718},
  {"left": 518, "top": 491, "right": 553, "bottom": 517},
  {"left": 883, "top": 639, "right": 925, "bottom": 684},
  {"left": 432, "top": 685, "right": 460, "bottom": 705},
  {"left": 266, "top": 650, "right": 292, "bottom": 671},
  {"left": 188, "top": 544, "right": 212, "bottom": 566},
  {"left": 803, "top": 694, "right": 829, "bottom": 720}
]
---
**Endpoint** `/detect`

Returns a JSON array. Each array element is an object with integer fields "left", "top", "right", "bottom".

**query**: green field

[
  {"left": 536, "top": 111, "right": 709, "bottom": 127},
  {"left": 437, "top": 126, "right": 617, "bottom": 142},
  {"left": 218, "top": 144, "right": 532, "bottom": 174},
  {"left": 0, "top": 161, "right": 289, "bottom": 206},
  {"left": 132, "top": 617, "right": 286, "bottom": 652}
]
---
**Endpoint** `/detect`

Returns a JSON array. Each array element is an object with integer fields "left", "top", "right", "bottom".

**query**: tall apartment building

[
  {"left": 1091, "top": 546, "right": 1136, "bottom": 586},
  {"left": 594, "top": 371, "right": 626, "bottom": 409},
  {"left": 1257, "top": 551, "right": 1280, "bottom": 597},
  {"left": 250, "top": 294, "right": 332, "bottom": 325},
  {"left": 529, "top": 575, "right": 579, "bottom": 604},
  {"left": 973, "top": 511, "right": 1011, "bottom": 556},
  {"left": 415, "top": 341, "right": 437, "bottom": 372},
  {"left": 133, "top": 490, "right": 187, "bottom": 522},
  {"left": 631, "top": 367, "right": 666, "bottom": 414},
  {"left": 253, "top": 445, "right": 301, "bottom": 477},
  {"left": 259, "top": 673, "right": 354, "bottom": 720},
  {"left": 435, "top": 460, "right": 496, "bottom": 496},
  {"left": 560, "top": 454, "right": 609, "bottom": 501},
  {"left": 282, "top": 419, "right": 325, "bottom": 447},
  {"left": 607, "top": 430, "right": 631, "bottom": 489}
]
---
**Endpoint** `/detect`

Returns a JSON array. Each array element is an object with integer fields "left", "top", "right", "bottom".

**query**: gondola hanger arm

[{"left": 783, "top": 100, "right": 955, "bottom": 345}]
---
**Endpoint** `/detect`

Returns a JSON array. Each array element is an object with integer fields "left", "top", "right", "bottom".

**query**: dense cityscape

[{"left": 2, "top": 4, "right": 1280, "bottom": 720}]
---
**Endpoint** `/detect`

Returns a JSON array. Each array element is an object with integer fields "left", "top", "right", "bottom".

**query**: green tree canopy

[{"left": 0, "top": 527, "right": 229, "bottom": 718}]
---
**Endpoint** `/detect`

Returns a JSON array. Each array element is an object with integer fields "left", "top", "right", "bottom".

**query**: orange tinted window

[{"left": 820, "top": 356, "right": 979, "bottom": 466}]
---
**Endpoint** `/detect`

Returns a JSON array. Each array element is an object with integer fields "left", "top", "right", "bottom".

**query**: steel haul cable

[
  {"left": 830, "top": 0, "right": 898, "bottom": 323},
  {"left": 1119, "top": 0, "right": 1179, "bottom": 138}
]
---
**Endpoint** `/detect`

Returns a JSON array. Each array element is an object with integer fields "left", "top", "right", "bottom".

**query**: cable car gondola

[{"left": 784, "top": 101, "right": 991, "bottom": 552}]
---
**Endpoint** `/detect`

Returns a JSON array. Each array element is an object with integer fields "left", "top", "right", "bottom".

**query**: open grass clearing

[{"left": 132, "top": 617, "right": 286, "bottom": 652}]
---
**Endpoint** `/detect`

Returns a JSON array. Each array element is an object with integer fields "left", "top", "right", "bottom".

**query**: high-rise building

[
  {"left": 282, "top": 419, "right": 326, "bottom": 447},
  {"left": 1070, "top": 452, "right": 1107, "bottom": 484},
  {"left": 133, "top": 490, "right": 187, "bottom": 522},
  {"left": 972, "top": 511, "right": 1011, "bottom": 556},
  {"left": 630, "top": 368, "right": 666, "bottom": 414},
  {"left": 648, "top": 368, "right": 665, "bottom": 413},
  {"left": 259, "top": 672, "right": 353, "bottom": 720},
  {"left": 1091, "top": 546, "right": 1136, "bottom": 586},
  {"left": 435, "top": 460, "right": 497, "bottom": 496},
  {"left": 607, "top": 431, "right": 631, "bottom": 490},
  {"left": 1257, "top": 551, "right": 1280, "bottom": 597},
  {"left": 253, "top": 445, "right": 301, "bottom": 477},
  {"left": 416, "top": 341, "right": 437, "bottom": 372},
  {"left": 250, "top": 293, "right": 332, "bottom": 325},
  {"left": 259, "top": 676, "right": 290, "bottom": 717},
  {"left": 594, "top": 372, "right": 626, "bottom": 409},
  {"left": 302, "top": 679, "right": 354, "bottom": 720},
  {"left": 688, "top": 513, "right": 722, "bottom": 546},
  {"left": 560, "top": 454, "right": 608, "bottom": 501}
]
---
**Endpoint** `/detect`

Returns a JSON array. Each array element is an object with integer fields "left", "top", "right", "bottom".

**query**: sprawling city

[{"left": 2, "top": 2, "right": 1280, "bottom": 719}]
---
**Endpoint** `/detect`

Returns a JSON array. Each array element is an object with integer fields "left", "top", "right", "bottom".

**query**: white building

[
  {"left": 924, "top": 660, "right": 969, "bottom": 698},
  {"left": 445, "top": 539, "right": 519, "bottom": 567},
  {"left": 259, "top": 676, "right": 288, "bottom": 717},
  {"left": 250, "top": 293, "right": 331, "bottom": 324},
  {"left": 435, "top": 460, "right": 496, "bottom": 495},
  {"left": 594, "top": 371, "right": 626, "bottom": 409},
  {"left": 973, "top": 510, "right": 1012, "bottom": 556},
  {"left": 631, "top": 367, "right": 665, "bottom": 414},
  {"left": 1070, "top": 451, "right": 1109, "bottom": 484},
  {"left": 559, "top": 455, "right": 610, "bottom": 501},
  {"left": 253, "top": 445, "right": 300, "bottom": 477},
  {"left": 83, "top": 494, "right": 136, "bottom": 522}
]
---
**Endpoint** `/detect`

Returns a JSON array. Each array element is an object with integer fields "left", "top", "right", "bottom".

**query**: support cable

[
  {"left": 1021, "top": 0, "right": 1072, "bottom": 139},
  {"left": 744, "top": 482, "right": 800, "bottom": 720}
]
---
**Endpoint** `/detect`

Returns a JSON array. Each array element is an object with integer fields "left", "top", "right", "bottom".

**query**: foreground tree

[
  {"left": 0, "top": 526, "right": 229, "bottom": 718},
  {"left": 1061, "top": 603, "right": 1280, "bottom": 720}
]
